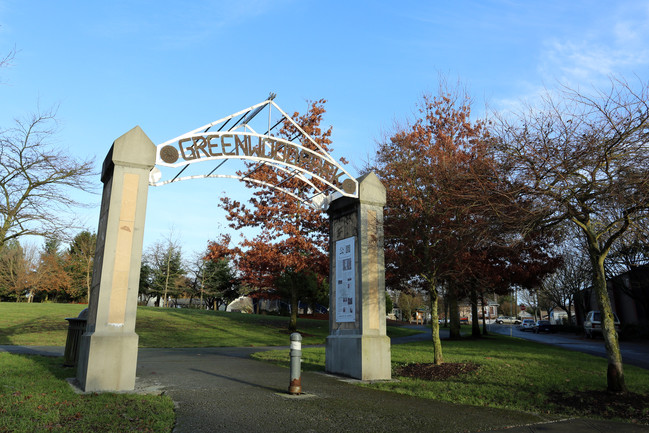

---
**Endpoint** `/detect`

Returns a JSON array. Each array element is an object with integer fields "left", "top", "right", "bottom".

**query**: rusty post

[{"left": 288, "top": 332, "right": 302, "bottom": 394}]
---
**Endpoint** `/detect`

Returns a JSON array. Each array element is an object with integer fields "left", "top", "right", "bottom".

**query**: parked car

[
  {"left": 533, "top": 320, "right": 554, "bottom": 333},
  {"left": 495, "top": 316, "right": 521, "bottom": 325},
  {"left": 519, "top": 319, "right": 535, "bottom": 331},
  {"left": 583, "top": 310, "right": 621, "bottom": 338}
]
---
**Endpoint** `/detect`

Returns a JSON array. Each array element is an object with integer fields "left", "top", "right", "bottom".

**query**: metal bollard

[{"left": 288, "top": 332, "right": 302, "bottom": 395}]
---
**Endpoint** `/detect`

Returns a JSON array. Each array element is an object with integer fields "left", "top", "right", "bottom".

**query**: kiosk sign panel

[{"left": 335, "top": 237, "right": 356, "bottom": 323}]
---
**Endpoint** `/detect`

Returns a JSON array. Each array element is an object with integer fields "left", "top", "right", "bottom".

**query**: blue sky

[{"left": 1, "top": 0, "right": 648, "bottom": 258}]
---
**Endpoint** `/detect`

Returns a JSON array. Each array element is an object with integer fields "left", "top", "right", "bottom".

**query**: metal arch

[
  {"left": 267, "top": 100, "right": 338, "bottom": 165},
  {"left": 157, "top": 130, "right": 343, "bottom": 170},
  {"left": 152, "top": 97, "right": 359, "bottom": 207},
  {"left": 157, "top": 98, "right": 274, "bottom": 148},
  {"left": 155, "top": 173, "right": 320, "bottom": 209},
  {"left": 157, "top": 131, "right": 342, "bottom": 175},
  {"left": 153, "top": 157, "right": 322, "bottom": 197}
]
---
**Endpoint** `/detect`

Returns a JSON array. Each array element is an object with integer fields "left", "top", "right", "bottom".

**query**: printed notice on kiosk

[{"left": 335, "top": 237, "right": 355, "bottom": 323}]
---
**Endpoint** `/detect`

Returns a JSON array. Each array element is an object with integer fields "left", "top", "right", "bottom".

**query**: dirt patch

[
  {"left": 394, "top": 362, "right": 480, "bottom": 380},
  {"left": 547, "top": 390, "right": 649, "bottom": 424}
]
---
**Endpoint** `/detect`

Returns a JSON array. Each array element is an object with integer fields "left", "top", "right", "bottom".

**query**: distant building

[
  {"left": 547, "top": 307, "right": 571, "bottom": 325},
  {"left": 576, "top": 265, "right": 649, "bottom": 326},
  {"left": 458, "top": 294, "right": 499, "bottom": 322}
]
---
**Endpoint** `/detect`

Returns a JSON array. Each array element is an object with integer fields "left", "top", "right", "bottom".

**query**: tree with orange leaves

[
  {"left": 373, "top": 82, "right": 495, "bottom": 363},
  {"left": 213, "top": 100, "right": 335, "bottom": 332},
  {"left": 372, "top": 80, "right": 556, "bottom": 363}
]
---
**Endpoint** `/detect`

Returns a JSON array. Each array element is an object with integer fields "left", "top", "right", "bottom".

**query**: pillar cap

[
  {"left": 102, "top": 126, "right": 156, "bottom": 182},
  {"left": 358, "top": 171, "right": 386, "bottom": 206}
]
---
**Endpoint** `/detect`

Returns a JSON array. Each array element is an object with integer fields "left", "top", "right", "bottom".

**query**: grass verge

[
  {"left": 251, "top": 334, "right": 649, "bottom": 423},
  {"left": 0, "top": 353, "right": 174, "bottom": 433},
  {"left": 0, "top": 303, "right": 419, "bottom": 432},
  {"left": 0, "top": 303, "right": 420, "bottom": 347}
]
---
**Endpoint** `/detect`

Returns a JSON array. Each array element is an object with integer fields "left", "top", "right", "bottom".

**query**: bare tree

[
  {"left": 494, "top": 77, "right": 649, "bottom": 392},
  {"left": 0, "top": 110, "right": 95, "bottom": 253},
  {"left": 0, "top": 45, "right": 15, "bottom": 83},
  {"left": 605, "top": 225, "right": 649, "bottom": 275},
  {"left": 539, "top": 250, "right": 590, "bottom": 324}
]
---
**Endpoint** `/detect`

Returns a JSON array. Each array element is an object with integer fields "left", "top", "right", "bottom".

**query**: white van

[{"left": 583, "top": 310, "right": 621, "bottom": 338}]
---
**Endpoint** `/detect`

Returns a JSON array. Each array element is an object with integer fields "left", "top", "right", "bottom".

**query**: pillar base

[
  {"left": 325, "top": 334, "right": 391, "bottom": 380},
  {"left": 76, "top": 331, "right": 139, "bottom": 392}
]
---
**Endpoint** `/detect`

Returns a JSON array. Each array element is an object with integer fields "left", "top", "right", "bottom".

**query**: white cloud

[
  {"left": 544, "top": 40, "right": 647, "bottom": 81},
  {"left": 538, "top": 3, "right": 649, "bottom": 88}
]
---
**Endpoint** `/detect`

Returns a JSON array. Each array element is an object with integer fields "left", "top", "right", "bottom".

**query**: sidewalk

[
  {"left": 134, "top": 346, "right": 648, "bottom": 433},
  {"left": 136, "top": 346, "right": 542, "bottom": 433},
  {"left": 2, "top": 344, "right": 648, "bottom": 432}
]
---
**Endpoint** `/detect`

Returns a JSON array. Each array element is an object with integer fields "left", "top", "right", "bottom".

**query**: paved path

[
  {"left": 2, "top": 343, "right": 648, "bottom": 432},
  {"left": 136, "top": 346, "right": 546, "bottom": 433},
  {"left": 134, "top": 346, "right": 649, "bottom": 433}
]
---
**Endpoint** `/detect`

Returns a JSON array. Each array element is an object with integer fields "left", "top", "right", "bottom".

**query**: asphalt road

[{"left": 485, "top": 323, "right": 649, "bottom": 370}]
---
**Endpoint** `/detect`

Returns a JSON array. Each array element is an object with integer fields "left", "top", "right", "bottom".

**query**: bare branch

[{"left": 0, "top": 110, "right": 97, "bottom": 252}]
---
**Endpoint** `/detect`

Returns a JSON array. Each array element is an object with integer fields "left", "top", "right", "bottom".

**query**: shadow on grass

[{"left": 0, "top": 316, "right": 68, "bottom": 345}]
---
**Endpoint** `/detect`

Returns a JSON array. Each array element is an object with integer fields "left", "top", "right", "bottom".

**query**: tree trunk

[
  {"left": 199, "top": 276, "right": 204, "bottom": 310},
  {"left": 86, "top": 258, "right": 92, "bottom": 304},
  {"left": 444, "top": 294, "right": 450, "bottom": 328},
  {"left": 470, "top": 288, "right": 480, "bottom": 338},
  {"left": 289, "top": 281, "right": 298, "bottom": 332},
  {"left": 481, "top": 293, "right": 489, "bottom": 336},
  {"left": 163, "top": 248, "right": 171, "bottom": 308},
  {"left": 448, "top": 287, "right": 461, "bottom": 339},
  {"left": 588, "top": 238, "right": 627, "bottom": 392},
  {"left": 428, "top": 283, "right": 443, "bottom": 365}
]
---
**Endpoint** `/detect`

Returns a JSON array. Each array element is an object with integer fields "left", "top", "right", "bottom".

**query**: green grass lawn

[
  {"left": 0, "top": 303, "right": 419, "bottom": 347},
  {"left": 7, "top": 303, "right": 649, "bottom": 426},
  {"left": 0, "top": 302, "right": 419, "bottom": 432},
  {"left": 0, "top": 353, "right": 174, "bottom": 433},
  {"left": 0, "top": 303, "right": 85, "bottom": 346},
  {"left": 252, "top": 334, "right": 649, "bottom": 423}
]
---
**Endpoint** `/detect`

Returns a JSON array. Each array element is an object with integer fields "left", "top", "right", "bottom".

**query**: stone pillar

[
  {"left": 76, "top": 126, "right": 156, "bottom": 392},
  {"left": 325, "top": 172, "right": 391, "bottom": 380}
]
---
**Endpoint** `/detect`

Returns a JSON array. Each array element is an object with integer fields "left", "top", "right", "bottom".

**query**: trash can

[{"left": 63, "top": 308, "right": 88, "bottom": 367}]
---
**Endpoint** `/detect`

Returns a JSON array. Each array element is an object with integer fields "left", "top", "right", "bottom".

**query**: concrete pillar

[
  {"left": 76, "top": 126, "right": 156, "bottom": 392},
  {"left": 325, "top": 172, "right": 391, "bottom": 380}
]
